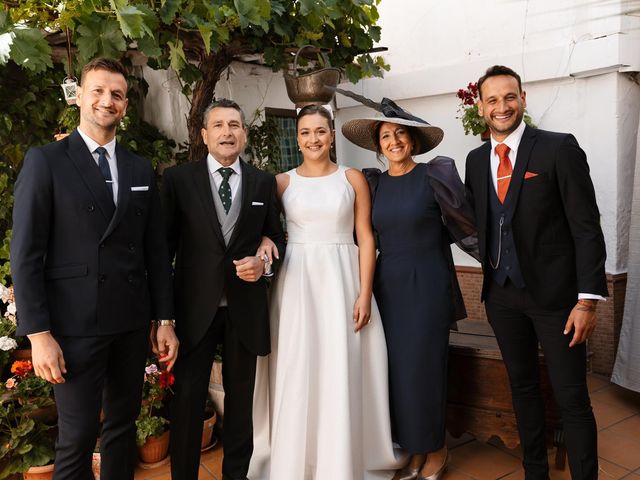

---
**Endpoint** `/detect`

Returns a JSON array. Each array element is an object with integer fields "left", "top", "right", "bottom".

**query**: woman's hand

[
  {"left": 353, "top": 293, "right": 372, "bottom": 332},
  {"left": 256, "top": 235, "right": 279, "bottom": 264}
]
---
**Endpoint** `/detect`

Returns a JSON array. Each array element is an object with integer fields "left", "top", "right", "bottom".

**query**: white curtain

[{"left": 612, "top": 114, "right": 640, "bottom": 392}]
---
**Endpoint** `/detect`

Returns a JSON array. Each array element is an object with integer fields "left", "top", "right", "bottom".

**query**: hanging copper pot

[{"left": 284, "top": 45, "right": 341, "bottom": 107}]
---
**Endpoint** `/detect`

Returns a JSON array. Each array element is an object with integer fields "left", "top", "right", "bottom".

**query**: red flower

[
  {"left": 159, "top": 370, "right": 175, "bottom": 389},
  {"left": 10, "top": 360, "right": 33, "bottom": 378}
]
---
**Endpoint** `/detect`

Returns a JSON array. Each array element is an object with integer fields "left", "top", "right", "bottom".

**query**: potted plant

[
  {"left": 0, "top": 285, "right": 18, "bottom": 376},
  {"left": 136, "top": 361, "right": 173, "bottom": 465},
  {"left": 456, "top": 82, "right": 536, "bottom": 140},
  {"left": 0, "top": 360, "right": 56, "bottom": 479}
]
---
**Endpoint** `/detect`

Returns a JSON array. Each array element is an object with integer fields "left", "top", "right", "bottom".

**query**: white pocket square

[
  {"left": 252, "top": 201, "right": 264, "bottom": 206},
  {"left": 131, "top": 186, "right": 149, "bottom": 191}
]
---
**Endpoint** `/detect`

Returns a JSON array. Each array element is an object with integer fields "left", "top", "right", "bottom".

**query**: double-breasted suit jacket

[
  {"left": 162, "top": 158, "right": 285, "bottom": 356},
  {"left": 11, "top": 129, "right": 173, "bottom": 336},
  {"left": 465, "top": 125, "right": 608, "bottom": 309}
]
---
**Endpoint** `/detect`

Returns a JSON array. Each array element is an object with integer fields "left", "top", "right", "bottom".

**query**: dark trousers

[
  {"left": 485, "top": 280, "right": 597, "bottom": 480},
  {"left": 52, "top": 327, "right": 149, "bottom": 480},
  {"left": 170, "top": 307, "right": 257, "bottom": 480}
]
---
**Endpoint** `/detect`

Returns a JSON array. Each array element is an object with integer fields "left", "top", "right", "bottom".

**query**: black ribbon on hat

[
  {"left": 379, "top": 97, "right": 429, "bottom": 124},
  {"left": 323, "top": 85, "right": 430, "bottom": 125}
]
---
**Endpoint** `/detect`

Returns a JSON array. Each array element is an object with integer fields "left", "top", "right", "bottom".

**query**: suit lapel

[
  {"left": 67, "top": 130, "right": 115, "bottom": 222},
  {"left": 193, "top": 158, "right": 225, "bottom": 246},
  {"left": 475, "top": 142, "right": 491, "bottom": 235},
  {"left": 227, "top": 160, "right": 255, "bottom": 249},
  {"left": 101, "top": 144, "right": 132, "bottom": 241},
  {"left": 505, "top": 125, "right": 536, "bottom": 215}
]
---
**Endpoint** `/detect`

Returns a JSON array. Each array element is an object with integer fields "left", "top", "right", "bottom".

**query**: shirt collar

[
  {"left": 490, "top": 120, "right": 526, "bottom": 154},
  {"left": 77, "top": 128, "right": 117, "bottom": 159},
  {"left": 207, "top": 154, "right": 241, "bottom": 176}
]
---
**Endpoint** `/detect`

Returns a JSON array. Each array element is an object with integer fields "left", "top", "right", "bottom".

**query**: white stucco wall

[{"left": 143, "top": 0, "right": 640, "bottom": 274}]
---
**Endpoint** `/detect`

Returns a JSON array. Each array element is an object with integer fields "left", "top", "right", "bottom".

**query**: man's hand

[
  {"left": 564, "top": 300, "right": 598, "bottom": 347},
  {"left": 233, "top": 256, "right": 264, "bottom": 282},
  {"left": 150, "top": 323, "right": 179, "bottom": 371},
  {"left": 27, "top": 332, "right": 66, "bottom": 384}
]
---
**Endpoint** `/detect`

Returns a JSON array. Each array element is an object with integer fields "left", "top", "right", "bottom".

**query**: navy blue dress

[{"left": 372, "top": 162, "right": 453, "bottom": 454}]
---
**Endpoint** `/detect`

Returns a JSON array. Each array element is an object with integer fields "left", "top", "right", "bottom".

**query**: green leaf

[
  {"left": 9, "top": 29, "right": 53, "bottom": 74},
  {"left": 233, "top": 0, "right": 271, "bottom": 31},
  {"left": 0, "top": 11, "right": 10, "bottom": 34},
  {"left": 76, "top": 16, "right": 127, "bottom": 65},
  {"left": 168, "top": 39, "right": 186, "bottom": 73},
  {"left": 112, "top": 3, "right": 150, "bottom": 39},
  {"left": 137, "top": 34, "right": 162, "bottom": 58},
  {"left": 197, "top": 24, "right": 213, "bottom": 55},
  {"left": 160, "top": 0, "right": 181, "bottom": 25}
]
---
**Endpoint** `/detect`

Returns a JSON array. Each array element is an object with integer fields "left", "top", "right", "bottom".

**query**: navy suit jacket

[
  {"left": 11, "top": 129, "right": 174, "bottom": 336},
  {"left": 465, "top": 126, "right": 608, "bottom": 309}
]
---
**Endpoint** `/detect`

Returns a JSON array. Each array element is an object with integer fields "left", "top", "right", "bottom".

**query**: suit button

[
  {"left": 88, "top": 205, "right": 95, "bottom": 212},
  {"left": 505, "top": 266, "right": 511, "bottom": 271},
  {"left": 128, "top": 243, "right": 135, "bottom": 252},
  {"left": 127, "top": 275, "right": 134, "bottom": 283},
  {"left": 505, "top": 249, "right": 510, "bottom": 254},
  {"left": 502, "top": 230, "right": 508, "bottom": 236},
  {"left": 100, "top": 243, "right": 105, "bottom": 249},
  {"left": 99, "top": 274, "right": 106, "bottom": 283},
  {"left": 135, "top": 208, "right": 143, "bottom": 216}
]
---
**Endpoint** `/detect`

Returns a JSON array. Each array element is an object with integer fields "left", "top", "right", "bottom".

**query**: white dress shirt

[
  {"left": 77, "top": 128, "right": 119, "bottom": 205},
  {"left": 207, "top": 154, "right": 242, "bottom": 202},
  {"left": 489, "top": 120, "right": 526, "bottom": 193}
]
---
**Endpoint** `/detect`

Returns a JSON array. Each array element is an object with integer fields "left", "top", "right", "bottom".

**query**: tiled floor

[{"left": 134, "top": 374, "right": 640, "bottom": 480}]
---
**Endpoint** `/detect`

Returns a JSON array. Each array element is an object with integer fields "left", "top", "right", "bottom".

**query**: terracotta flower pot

[
  {"left": 23, "top": 463, "right": 54, "bottom": 480},
  {"left": 138, "top": 429, "right": 170, "bottom": 464},
  {"left": 201, "top": 411, "right": 217, "bottom": 450},
  {"left": 11, "top": 348, "right": 32, "bottom": 361}
]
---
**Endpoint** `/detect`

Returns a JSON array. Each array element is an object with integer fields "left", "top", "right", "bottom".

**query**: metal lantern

[{"left": 61, "top": 77, "right": 78, "bottom": 105}]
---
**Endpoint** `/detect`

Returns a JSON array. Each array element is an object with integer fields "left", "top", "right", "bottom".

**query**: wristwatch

[{"left": 156, "top": 319, "right": 176, "bottom": 327}]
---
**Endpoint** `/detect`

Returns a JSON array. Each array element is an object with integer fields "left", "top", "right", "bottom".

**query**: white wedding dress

[{"left": 249, "top": 166, "right": 404, "bottom": 480}]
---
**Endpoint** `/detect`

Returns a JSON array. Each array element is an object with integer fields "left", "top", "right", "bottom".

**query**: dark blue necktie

[{"left": 95, "top": 147, "right": 114, "bottom": 202}]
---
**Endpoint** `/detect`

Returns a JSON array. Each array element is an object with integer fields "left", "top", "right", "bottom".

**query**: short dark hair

[
  {"left": 80, "top": 58, "right": 128, "bottom": 86},
  {"left": 202, "top": 98, "right": 246, "bottom": 127},
  {"left": 373, "top": 122, "right": 421, "bottom": 162},
  {"left": 296, "top": 104, "right": 333, "bottom": 129},
  {"left": 477, "top": 65, "right": 522, "bottom": 99}
]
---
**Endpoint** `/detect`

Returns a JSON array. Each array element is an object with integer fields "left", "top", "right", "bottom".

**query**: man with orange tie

[{"left": 465, "top": 65, "right": 607, "bottom": 480}]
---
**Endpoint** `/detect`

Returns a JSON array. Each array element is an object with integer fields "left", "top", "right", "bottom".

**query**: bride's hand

[
  {"left": 256, "top": 236, "right": 279, "bottom": 264},
  {"left": 353, "top": 294, "right": 371, "bottom": 333}
]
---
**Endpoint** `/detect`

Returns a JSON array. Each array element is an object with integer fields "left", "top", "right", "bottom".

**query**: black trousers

[
  {"left": 52, "top": 326, "right": 149, "bottom": 480},
  {"left": 170, "top": 307, "right": 257, "bottom": 480},
  {"left": 485, "top": 280, "right": 597, "bottom": 480}
]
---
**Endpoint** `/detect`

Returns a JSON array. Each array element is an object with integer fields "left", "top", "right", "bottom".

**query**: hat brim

[{"left": 342, "top": 116, "right": 443, "bottom": 155}]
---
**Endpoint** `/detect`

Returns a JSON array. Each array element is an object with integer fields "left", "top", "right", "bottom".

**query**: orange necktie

[{"left": 496, "top": 143, "right": 512, "bottom": 203}]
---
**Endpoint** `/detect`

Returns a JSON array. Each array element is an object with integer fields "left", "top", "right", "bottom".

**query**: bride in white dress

[{"left": 249, "top": 105, "right": 404, "bottom": 480}]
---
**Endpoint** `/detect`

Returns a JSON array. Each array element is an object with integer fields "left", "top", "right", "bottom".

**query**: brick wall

[{"left": 455, "top": 266, "right": 627, "bottom": 375}]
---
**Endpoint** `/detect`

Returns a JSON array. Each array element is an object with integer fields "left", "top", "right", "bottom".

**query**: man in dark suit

[
  {"left": 465, "top": 65, "right": 607, "bottom": 480},
  {"left": 163, "top": 98, "right": 285, "bottom": 480},
  {"left": 11, "top": 57, "right": 178, "bottom": 479}
]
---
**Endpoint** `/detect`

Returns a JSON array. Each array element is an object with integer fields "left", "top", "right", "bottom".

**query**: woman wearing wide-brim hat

[{"left": 342, "top": 99, "right": 477, "bottom": 480}]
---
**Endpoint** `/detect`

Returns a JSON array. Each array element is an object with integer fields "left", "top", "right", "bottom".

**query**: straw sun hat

[{"left": 341, "top": 98, "right": 443, "bottom": 155}]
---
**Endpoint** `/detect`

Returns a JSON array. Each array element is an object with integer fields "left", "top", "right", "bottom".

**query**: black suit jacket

[
  {"left": 11, "top": 130, "right": 174, "bottom": 336},
  {"left": 162, "top": 158, "right": 285, "bottom": 356},
  {"left": 465, "top": 126, "right": 608, "bottom": 309}
]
